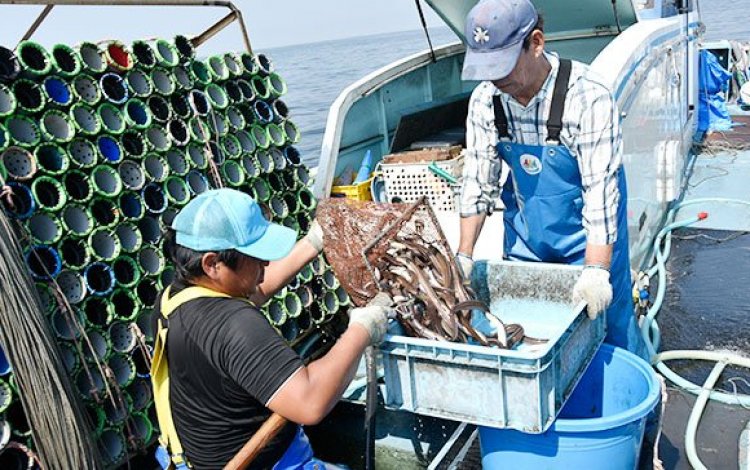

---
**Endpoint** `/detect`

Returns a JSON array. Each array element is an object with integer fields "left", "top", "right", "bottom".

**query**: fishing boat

[{"left": 311, "top": 0, "right": 750, "bottom": 469}]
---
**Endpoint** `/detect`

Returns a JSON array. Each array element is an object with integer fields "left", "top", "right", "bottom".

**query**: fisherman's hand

[
  {"left": 349, "top": 293, "right": 393, "bottom": 346},
  {"left": 455, "top": 253, "right": 474, "bottom": 283},
  {"left": 572, "top": 266, "right": 613, "bottom": 320},
  {"left": 303, "top": 219, "right": 324, "bottom": 253}
]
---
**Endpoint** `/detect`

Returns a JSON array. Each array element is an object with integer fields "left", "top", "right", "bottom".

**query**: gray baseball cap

[{"left": 462, "top": 0, "right": 539, "bottom": 81}]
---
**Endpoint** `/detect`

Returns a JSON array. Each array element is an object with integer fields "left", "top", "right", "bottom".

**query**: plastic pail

[{"left": 479, "top": 344, "right": 659, "bottom": 470}]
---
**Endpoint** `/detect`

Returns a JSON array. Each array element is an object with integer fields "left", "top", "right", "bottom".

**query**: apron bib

[{"left": 492, "top": 59, "right": 645, "bottom": 357}]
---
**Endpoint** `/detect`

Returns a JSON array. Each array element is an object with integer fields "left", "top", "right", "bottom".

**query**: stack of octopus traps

[{"left": 0, "top": 36, "right": 350, "bottom": 468}]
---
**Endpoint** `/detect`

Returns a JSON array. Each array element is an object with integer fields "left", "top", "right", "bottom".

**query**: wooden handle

[{"left": 223, "top": 413, "right": 288, "bottom": 470}]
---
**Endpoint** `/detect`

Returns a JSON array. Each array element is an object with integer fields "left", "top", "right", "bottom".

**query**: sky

[{"left": 0, "top": 0, "right": 446, "bottom": 54}]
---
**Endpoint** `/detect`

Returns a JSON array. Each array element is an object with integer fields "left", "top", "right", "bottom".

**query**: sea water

[{"left": 258, "top": 27, "right": 458, "bottom": 167}]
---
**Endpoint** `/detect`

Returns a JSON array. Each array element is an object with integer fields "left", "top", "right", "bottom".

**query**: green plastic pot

[
  {"left": 50, "top": 43, "right": 82, "bottom": 78},
  {"left": 163, "top": 175, "right": 191, "bottom": 206},
  {"left": 88, "top": 227, "right": 121, "bottom": 262},
  {"left": 207, "top": 55, "right": 230, "bottom": 82},
  {"left": 5, "top": 115, "right": 41, "bottom": 148},
  {"left": 71, "top": 74, "right": 102, "bottom": 105},
  {"left": 189, "top": 59, "right": 212, "bottom": 86},
  {"left": 34, "top": 142, "right": 70, "bottom": 176},
  {"left": 70, "top": 103, "right": 102, "bottom": 136},
  {"left": 98, "top": 102, "right": 127, "bottom": 135},
  {"left": 16, "top": 40, "right": 52, "bottom": 77},
  {"left": 123, "top": 98, "right": 152, "bottom": 130},
  {"left": 77, "top": 42, "right": 107, "bottom": 75},
  {"left": 12, "top": 79, "right": 45, "bottom": 113},
  {"left": 40, "top": 109, "right": 75, "bottom": 143},
  {"left": 131, "top": 40, "right": 156, "bottom": 70},
  {"left": 153, "top": 39, "right": 179, "bottom": 68},
  {"left": 32, "top": 175, "right": 67, "bottom": 211},
  {"left": 91, "top": 164, "right": 123, "bottom": 197},
  {"left": 220, "top": 159, "right": 245, "bottom": 187},
  {"left": 0, "top": 84, "right": 16, "bottom": 118}
]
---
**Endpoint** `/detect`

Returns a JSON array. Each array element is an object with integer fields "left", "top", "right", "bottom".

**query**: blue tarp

[{"left": 698, "top": 50, "right": 732, "bottom": 133}]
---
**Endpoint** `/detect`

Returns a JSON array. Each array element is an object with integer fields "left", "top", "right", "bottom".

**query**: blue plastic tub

[{"left": 479, "top": 344, "right": 659, "bottom": 469}]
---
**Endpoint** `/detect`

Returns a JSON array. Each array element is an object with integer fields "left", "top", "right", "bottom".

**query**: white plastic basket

[{"left": 380, "top": 154, "right": 463, "bottom": 212}]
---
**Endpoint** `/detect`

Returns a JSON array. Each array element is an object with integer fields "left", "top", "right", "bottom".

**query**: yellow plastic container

[{"left": 330, "top": 177, "right": 373, "bottom": 201}]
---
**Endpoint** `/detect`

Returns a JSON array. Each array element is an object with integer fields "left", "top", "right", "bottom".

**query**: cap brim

[
  {"left": 461, "top": 41, "right": 523, "bottom": 81},
  {"left": 236, "top": 222, "right": 297, "bottom": 261}
]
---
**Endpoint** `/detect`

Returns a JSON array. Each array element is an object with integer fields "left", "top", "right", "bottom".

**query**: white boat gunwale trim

[{"left": 315, "top": 41, "right": 466, "bottom": 200}]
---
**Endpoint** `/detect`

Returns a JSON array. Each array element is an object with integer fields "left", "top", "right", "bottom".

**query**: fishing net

[{"left": 317, "top": 198, "right": 414, "bottom": 307}]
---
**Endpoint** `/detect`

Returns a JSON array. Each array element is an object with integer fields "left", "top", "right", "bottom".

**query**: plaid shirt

[{"left": 459, "top": 53, "right": 623, "bottom": 245}]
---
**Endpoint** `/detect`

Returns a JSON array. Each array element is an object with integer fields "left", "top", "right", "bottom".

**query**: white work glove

[
  {"left": 571, "top": 266, "right": 613, "bottom": 320},
  {"left": 455, "top": 253, "right": 474, "bottom": 283},
  {"left": 349, "top": 292, "right": 393, "bottom": 346},
  {"left": 303, "top": 219, "right": 324, "bottom": 253}
]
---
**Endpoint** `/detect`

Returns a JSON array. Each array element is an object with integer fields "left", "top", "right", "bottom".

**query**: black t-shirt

[{"left": 159, "top": 286, "right": 303, "bottom": 469}]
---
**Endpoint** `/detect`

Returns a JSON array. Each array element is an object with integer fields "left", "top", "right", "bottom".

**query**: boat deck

[{"left": 649, "top": 107, "right": 750, "bottom": 469}]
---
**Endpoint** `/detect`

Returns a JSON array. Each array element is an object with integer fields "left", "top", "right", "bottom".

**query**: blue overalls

[
  {"left": 272, "top": 427, "right": 326, "bottom": 470},
  {"left": 155, "top": 425, "right": 322, "bottom": 469},
  {"left": 492, "top": 59, "right": 644, "bottom": 356}
]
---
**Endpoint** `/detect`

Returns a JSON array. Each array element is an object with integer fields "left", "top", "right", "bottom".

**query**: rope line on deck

[{"left": 0, "top": 207, "right": 100, "bottom": 468}]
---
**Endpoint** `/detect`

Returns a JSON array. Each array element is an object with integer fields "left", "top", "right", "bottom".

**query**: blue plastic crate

[{"left": 380, "top": 260, "right": 605, "bottom": 433}]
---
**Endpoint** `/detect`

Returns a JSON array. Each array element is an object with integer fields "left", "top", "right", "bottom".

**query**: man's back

[{"left": 165, "top": 293, "right": 302, "bottom": 469}]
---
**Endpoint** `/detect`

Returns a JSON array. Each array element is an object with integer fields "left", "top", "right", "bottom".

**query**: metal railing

[{"left": 0, "top": 0, "right": 253, "bottom": 53}]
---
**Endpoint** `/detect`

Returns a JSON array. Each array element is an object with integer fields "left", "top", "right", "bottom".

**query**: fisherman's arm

[
  {"left": 266, "top": 295, "right": 391, "bottom": 425},
  {"left": 216, "top": 302, "right": 381, "bottom": 427},
  {"left": 250, "top": 222, "right": 324, "bottom": 305},
  {"left": 457, "top": 84, "right": 503, "bottom": 274},
  {"left": 266, "top": 325, "right": 370, "bottom": 425},
  {"left": 458, "top": 214, "right": 486, "bottom": 257},
  {"left": 575, "top": 85, "right": 621, "bottom": 265},
  {"left": 572, "top": 83, "right": 622, "bottom": 316}
]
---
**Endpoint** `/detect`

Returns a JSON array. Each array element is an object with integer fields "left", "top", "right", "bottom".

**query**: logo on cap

[
  {"left": 520, "top": 154, "right": 542, "bottom": 175},
  {"left": 473, "top": 26, "right": 490, "bottom": 44}
]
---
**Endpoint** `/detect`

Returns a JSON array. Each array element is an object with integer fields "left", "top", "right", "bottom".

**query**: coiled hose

[{"left": 641, "top": 197, "right": 750, "bottom": 469}]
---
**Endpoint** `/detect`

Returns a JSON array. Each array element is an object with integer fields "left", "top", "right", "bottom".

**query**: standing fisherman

[
  {"left": 455, "top": 0, "right": 645, "bottom": 356},
  {"left": 151, "top": 188, "right": 392, "bottom": 469}
]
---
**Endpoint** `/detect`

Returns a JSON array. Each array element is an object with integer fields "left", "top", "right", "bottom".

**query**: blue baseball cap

[
  {"left": 462, "top": 0, "right": 539, "bottom": 81},
  {"left": 172, "top": 188, "right": 297, "bottom": 261}
]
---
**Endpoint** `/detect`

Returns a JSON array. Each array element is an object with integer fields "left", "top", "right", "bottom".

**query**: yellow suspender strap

[{"left": 150, "top": 285, "right": 231, "bottom": 467}]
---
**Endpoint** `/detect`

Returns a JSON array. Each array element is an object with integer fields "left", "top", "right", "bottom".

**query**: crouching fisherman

[{"left": 151, "top": 188, "right": 393, "bottom": 469}]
